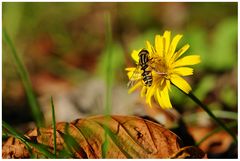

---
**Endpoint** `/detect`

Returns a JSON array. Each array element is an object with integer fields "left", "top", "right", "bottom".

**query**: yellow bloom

[{"left": 126, "top": 31, "right": 201, "bottom": 109}]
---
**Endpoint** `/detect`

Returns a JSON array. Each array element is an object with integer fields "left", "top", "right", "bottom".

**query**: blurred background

[{"left": 2, "top": 2, "right": 237, "bottom": 158}]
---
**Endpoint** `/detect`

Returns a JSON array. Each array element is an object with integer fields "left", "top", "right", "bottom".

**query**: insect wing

[{"left": 127, "top": 66, "right": 142, "bottom": 89}]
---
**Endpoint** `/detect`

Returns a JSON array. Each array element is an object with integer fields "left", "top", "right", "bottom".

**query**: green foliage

[
  {"left": 208, "top": 18, "right": 237, "bottom": 70},
  {"left": 183, "top": 18, "right": 237, "bottom": 72}
]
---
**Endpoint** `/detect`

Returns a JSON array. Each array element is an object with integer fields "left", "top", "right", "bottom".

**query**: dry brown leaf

[
  {"left": 2, "top": 137, "right": 29, "bottom": 158},
  {"left": 188, "top": 126, "right": 233, "bottom": 154},
  {"left": 170, "top": 146, "right": 207, "bottom": 159},
  {"left": 2, "top": 115, "right": 205, "bottom": 158}
]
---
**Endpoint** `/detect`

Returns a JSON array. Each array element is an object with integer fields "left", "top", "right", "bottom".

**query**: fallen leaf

[
  {"left": 170, "top": 146, "right": 207, "bottom": 159},
  {"left": 188, "top": 126, "right": 233, "bottom": 154},
  {"left": 2, "top": 115, "right": 205, "bottom": 158}
]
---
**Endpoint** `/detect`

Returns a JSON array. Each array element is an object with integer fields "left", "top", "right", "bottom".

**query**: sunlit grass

[{"left": 3, "top": 29, "right": 44, "bottom": 127}]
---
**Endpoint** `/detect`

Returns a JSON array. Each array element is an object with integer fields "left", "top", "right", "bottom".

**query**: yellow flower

[{"left": 126, "top": 31, "right": 201, "bottom": 109}]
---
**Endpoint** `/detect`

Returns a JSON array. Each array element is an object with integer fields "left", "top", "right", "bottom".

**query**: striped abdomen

[
  {"left": 142, "top": 70, "right": 152, "bottom": 87},
  {"left": 139, "top": 49, "right": 152, "bottom": 87},
  {"left": 138, "top": 49, "right": 149, "bottom": 67}
]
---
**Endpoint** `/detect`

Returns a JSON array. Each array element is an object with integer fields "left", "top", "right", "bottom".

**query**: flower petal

[
  {"left": 166, "top": 34, "right": 183, "bottom": 62},
  {"left": 126, "top": 67, "right": 142, "bottom": 81},
  {"left": 158, "top": 77, "right": 166, "bottom": 91},
  {"left": 156, "top": 89, "right": 165, "bottom": 108},
  {"left": 166, "top": 79, "right": 171, "bottom": 92},
  {"left": 173, "top": 67, "right": 193, "bottom": 76},
  {"left": 161, "top": 86, "right": 172, "bottom": 109},
  {"left": 125, "top": 67, "right": 135, "bottom": 72},
  {"left": 140, "top": 86, "right": 147, "bottom": 97},
  {"left": 126, "top": 68, "right": 135, "bottom": 79},
  {"left": 170, "top": 74, "right": 192, "bottom": 93},
  {"left": 155, "top": 87, "right": 172, "bottom": 109},
  {"left": 131, "top": 49, "right": 141, "bottom": 63},
  {"left": 145, "top": 40, "right": 155, "bottom": 57},
  {"left": 173, "top": 55, "right": 201, "bottom": 68},
  {"left": 155, "top": 35, "right": 163, "bottom": 57},
  {"left": 128, "top": 81, "right": 142, "bottom": 94},
  {"left": 171, "top": 44, "right": 190, "bottom": 63},
  {"left": 146, "top": 85, "right": 156, "bottom": 108},
  {"left": 163, "top": 31, "right": 171, "bottom": 56}
]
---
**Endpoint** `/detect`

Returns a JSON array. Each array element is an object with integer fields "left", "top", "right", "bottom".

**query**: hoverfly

[
  {"left": 127, "top": 49, "right": 153, "bottom": 88},
  {"left": 127, "top": 49, "right": 167, "bottom": 89}
]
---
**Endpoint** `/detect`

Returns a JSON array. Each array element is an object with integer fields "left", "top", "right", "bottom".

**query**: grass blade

[
  {"left": 3, "top": 29, "right": 44, "bottom": 127},
  {"left": 51, "top": 96, "right": 57, "bottom": 158},
  {"left": 104, "top": 12, "right": 113, "bottom": 116},
  {"left": 102, "top": 12, "right": 113, "bottom": 158},
  {"left": 3, "top": 121, "right": 55, "bottom": 158},
  {"left": 2, "top": 121, "right": 31, "bottom": 148},
  {"left": 62, "top": 123, "right": 76, "bottom": 158}
]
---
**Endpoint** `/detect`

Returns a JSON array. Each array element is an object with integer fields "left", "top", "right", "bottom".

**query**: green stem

[
  {"left": 174, "top": 85, "right": 237, "bottom": 144},
  {"left": 188, "top": 92, "right": 237, "bottom": 143}
]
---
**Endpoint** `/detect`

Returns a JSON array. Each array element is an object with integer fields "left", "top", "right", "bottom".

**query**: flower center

[{"left": 152, "top": 57, "right": 169, "bottom": 75}]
